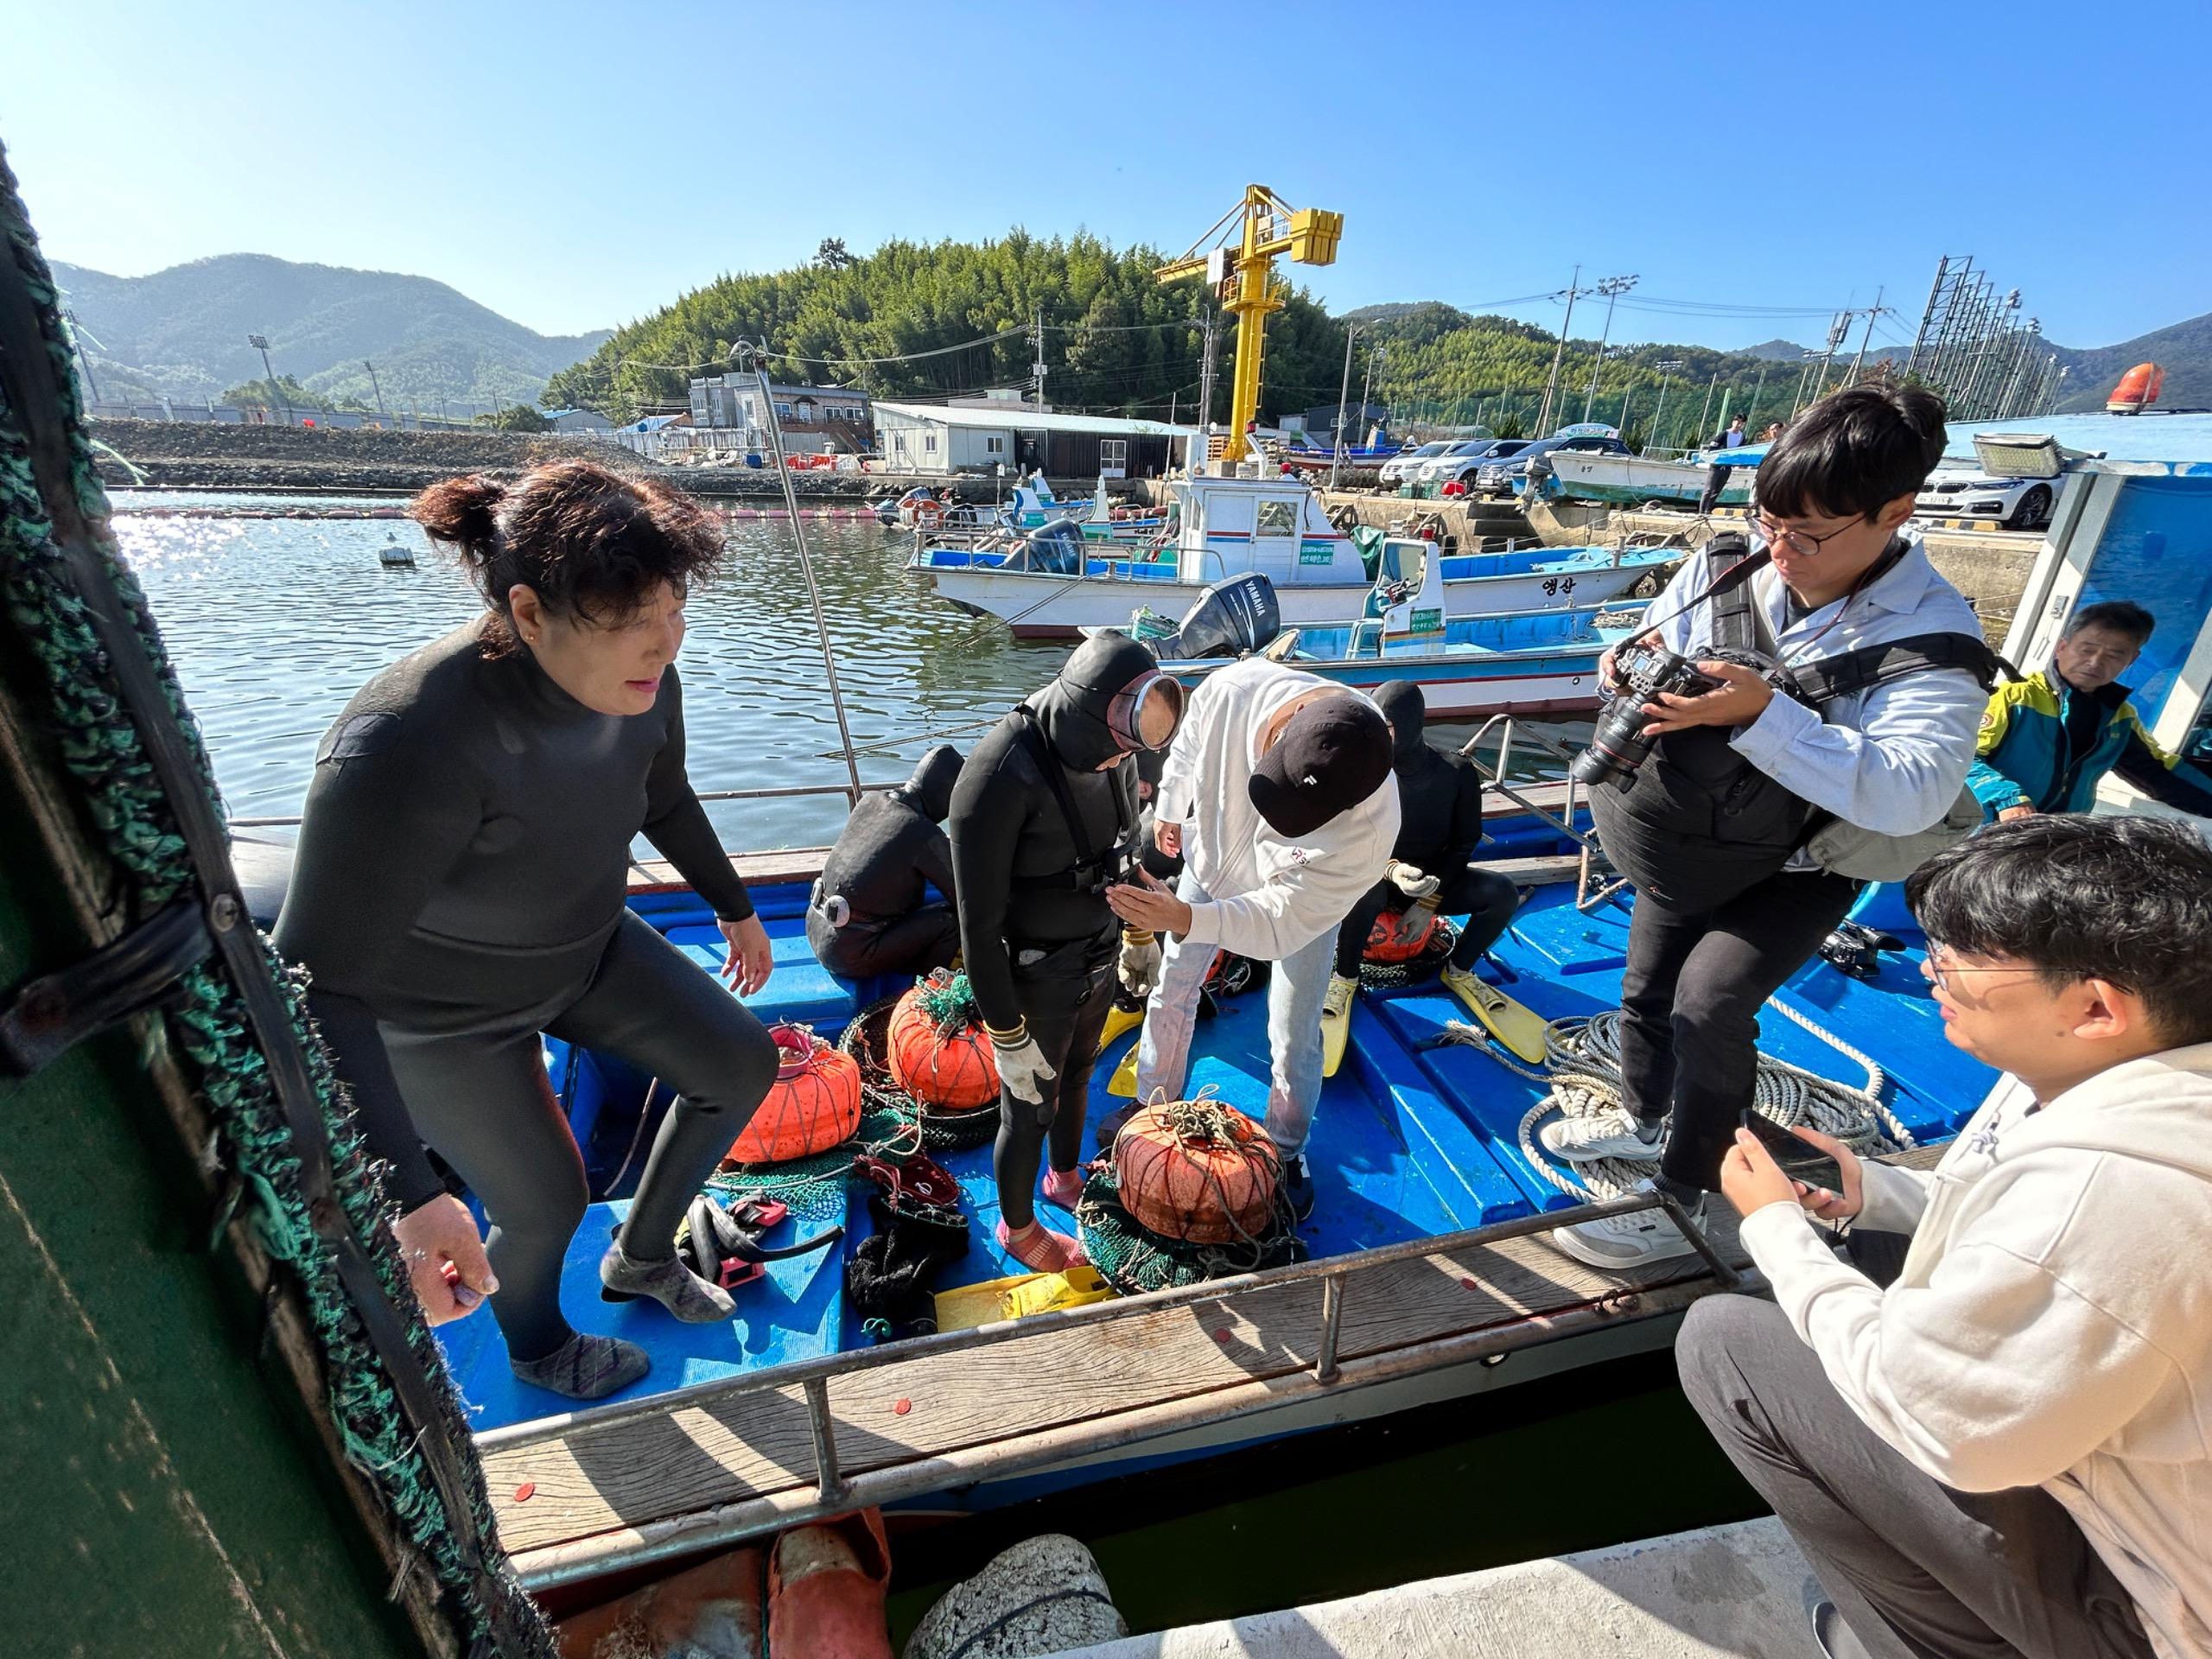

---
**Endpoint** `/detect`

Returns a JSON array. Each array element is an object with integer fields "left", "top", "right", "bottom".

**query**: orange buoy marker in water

[
  {"left": 725, "top": 1024, "right": 862, "bottom": 1166},
  {"left": 886, "top": 971, "right": 1001, "bottom": 1110},
  {"left": 1113, "top": 1095, "right": 1281, "bottom": 1245},
  {"left": 1363, "top": 905, "right": 1440, "bottom": 964}
]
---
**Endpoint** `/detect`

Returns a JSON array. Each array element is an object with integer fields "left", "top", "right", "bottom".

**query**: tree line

[{"left": 544, "top": 234, "right": 1851, "bottom": 449}]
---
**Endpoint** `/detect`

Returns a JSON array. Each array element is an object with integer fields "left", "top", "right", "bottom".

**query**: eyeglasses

[
  {"left": 1753, "top": 512, "right": 1859, "bottom": 558},
  {"left": 1920, "top": 957, "right": 2040, "bottom": 994}
]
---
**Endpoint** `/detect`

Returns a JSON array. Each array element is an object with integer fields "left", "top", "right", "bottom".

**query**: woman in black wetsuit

[
  {"left": 274, "top": 461, "right": 779, "bottom": 1401},
  {"left": 949, "top": 636, "right": 1183, "bottom": 1271}
]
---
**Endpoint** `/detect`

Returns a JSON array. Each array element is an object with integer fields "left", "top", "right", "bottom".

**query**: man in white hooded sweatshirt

[{"left": 1679, "top": 814, "right": 2212, "bottom": 1659}]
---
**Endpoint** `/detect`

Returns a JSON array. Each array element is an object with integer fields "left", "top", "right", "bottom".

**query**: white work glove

[
  {"left": 1387, "top": 859, "right": 1441, "bottom": 900},
  {"left": 1118, "top": 928, "right": 1162, "bottom": 998},
  {"left": 989, "top": 1025, "right": 1058, "bottom": 1105}
]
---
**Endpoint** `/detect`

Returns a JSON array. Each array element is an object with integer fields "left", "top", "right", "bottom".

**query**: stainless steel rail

[{"left": 490, "top": 1187, "right": 1738, "bottom": 1588}]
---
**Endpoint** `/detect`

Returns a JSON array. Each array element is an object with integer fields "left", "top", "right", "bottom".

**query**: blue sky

[{"left": 7, "top": 0, "right": 2205, "bottom": 353}]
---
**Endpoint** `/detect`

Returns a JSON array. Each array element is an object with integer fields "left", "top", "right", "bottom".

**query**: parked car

[
  {"left": 1435, "top": 439, "right": 1530, "bottom": 490},
  {"left": 1913, "top": 468, "right": 2057, "bottom": 531},
  {"left": 1413, "top": 439, "right": 1508, "bottom": 486},
  {"left": 1474, "top": 433, "right": 1633, "bottom": 496},
  {"left": 1378, "top": 441, "right": 1452, "bottom": 486}
]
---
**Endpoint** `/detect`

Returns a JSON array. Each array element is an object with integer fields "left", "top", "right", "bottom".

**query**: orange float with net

[
  {"left": 1363, "top": 905, "right": 1441, "bottom": 964},
  {"left": 1111, "top": 1096, "right": 1281, "bottom": 1245},
  {"left": 724, "top": 1023, "right": 864, "bottom": 1166},
  {"left": 885, "top": 974, "right": 1001, "bottom": 1110}
]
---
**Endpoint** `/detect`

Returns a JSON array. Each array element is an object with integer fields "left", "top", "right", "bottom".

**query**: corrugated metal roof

[{"left": 870, "top": 400, "right": 1202, "bottom": 439}]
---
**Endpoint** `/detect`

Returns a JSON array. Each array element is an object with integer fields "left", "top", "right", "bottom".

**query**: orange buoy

[
  {"left": 1113, "top": 1097, "right": 1280, "bottom": 1244},
  {"left": 886, "top": 976, "right": 1001, "bottom": 1109},
  {"left": 1363, "top": 906, "right": 1440, "bottom": 964},
  {"left": 726, "top": 1024, "right": 863, "bottom": 1165},
  {"left": 2107, "top": 362, "right": 2164, "bottom": 414}
]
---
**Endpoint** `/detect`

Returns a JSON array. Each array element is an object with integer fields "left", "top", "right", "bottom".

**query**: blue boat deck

[{"left": 436, "top": 868, "right": 1993, "bottom": 1438}]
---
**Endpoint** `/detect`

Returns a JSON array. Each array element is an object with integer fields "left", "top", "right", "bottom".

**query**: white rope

[{"left": 1433, "top": 998, "right": 1913, "bottom": 1201}]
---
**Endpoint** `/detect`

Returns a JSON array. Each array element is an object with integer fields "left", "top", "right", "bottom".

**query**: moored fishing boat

[
  {"left": 910, "top": 466, "right": 1674, "bottom": 637},
  {"left": 1542, "top": 443, "right": 1766, "bottom": 508}
]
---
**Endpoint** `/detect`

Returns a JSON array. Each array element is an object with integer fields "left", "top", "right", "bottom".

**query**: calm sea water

[{"left": 115, "top": 491, "right": 1584, "bottom": 851}]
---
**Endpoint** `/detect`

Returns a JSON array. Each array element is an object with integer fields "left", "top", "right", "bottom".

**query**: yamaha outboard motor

[
  {"left": 1004, "top": 518, "right": 1087, "bottom": 575},
  {"left": 1158, "top": 572, "right": 1281, "bottom": 659}
]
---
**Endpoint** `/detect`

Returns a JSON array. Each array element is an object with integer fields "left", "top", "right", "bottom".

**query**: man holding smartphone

[{"left": 1682, "top": 816, "right": 2212, "bottom": 1659}]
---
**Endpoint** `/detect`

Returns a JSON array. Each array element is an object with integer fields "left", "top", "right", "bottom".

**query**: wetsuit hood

[
  {"left": 1027, "top": 634, "right": 1181, "bottom": 772},
  {"left": 1374, "top": 680, "right": 1428, "bottom": 772},
  {"left": 904, "top": 744, "right": 963, "bottom": 823}
]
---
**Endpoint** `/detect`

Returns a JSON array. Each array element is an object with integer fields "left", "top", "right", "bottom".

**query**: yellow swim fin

[
  {"left": 1095, "top": 999, "right": 1144, "bottom": 1057},
  {"left": 1319, "top": 974, "right": 1357, "bottom": 1078},
  {"left": 1442, "top": 964, "right": 1548, "bottom": 1065},
  {"left": 1109, "top": 1039, "right": 1141, "bottom": 1098}
]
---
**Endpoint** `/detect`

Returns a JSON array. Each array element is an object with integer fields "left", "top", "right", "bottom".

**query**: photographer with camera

[{"left": 1550, "top": 386, "right": 1994, "bottom": 1269}]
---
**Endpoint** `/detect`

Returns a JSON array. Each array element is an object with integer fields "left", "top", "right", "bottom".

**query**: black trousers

[
  {"left": 1698, "top": 462, "right": 1733, "bottom": 514},
  {"left": 1679, "top": 1296, "right": 2152, "bottom": 1659},
  {"left": 1333, "top": 865, "right": 1522, "bottom": 979},
  {"left": 994, "top": 930, "right": 1117, "bottom": 1230},
  {"left": 1618, "top": 867, "right": 1859, "bottom": 1192},
  {"left": 383, "top": 912, "right": 778, "bottom": 1361},
  {"left": 807, "top": 903, "right": 961, "bottom": 981}
]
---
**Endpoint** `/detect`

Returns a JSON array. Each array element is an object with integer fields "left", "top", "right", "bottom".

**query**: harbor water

[
  {"left": 116, "top": 492, "right": 1592, "bottom": 845},
  {"left": 117, "top": 491, "right": 1729, "bottom": 1630}
]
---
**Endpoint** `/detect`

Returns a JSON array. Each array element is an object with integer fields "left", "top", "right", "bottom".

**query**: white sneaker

[
  {"left": 1539, "top": 1110, "right": 1665, "bottom": 1163},
  {"left": 1553, "top": 1182, "right": 1707, "bottom": 1270}
]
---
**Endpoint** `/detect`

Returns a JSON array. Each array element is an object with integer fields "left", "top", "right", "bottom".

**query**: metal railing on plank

[{"left": 480, "top": 1189, "right": 1738, "bottom": 1588}]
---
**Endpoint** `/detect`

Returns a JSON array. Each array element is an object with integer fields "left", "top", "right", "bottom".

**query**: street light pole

[
  {"left": 247, "top": 333, "right": 289, "bottom": 425},
  {"left": 363, "top": 359, "right": 387, "bottom": 421},
  {"left": 1535, "top": 264, "right": 1584, "bottom": 437},
  {"left": 1580, "top": 275, "right": 1637, "bottom": 423}
]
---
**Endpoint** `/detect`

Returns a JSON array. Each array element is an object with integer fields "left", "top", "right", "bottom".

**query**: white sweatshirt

[
  {"left": 1153, "top": 658, "right": 1399, "bottom": 963},
  {"left": 1740, "top": 1045, "right": 2212, "bottom": 1659}
]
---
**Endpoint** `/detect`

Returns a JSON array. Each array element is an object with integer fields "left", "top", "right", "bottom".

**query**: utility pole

[
  {"left": 1580, "top": 274, "right": 1637, "bottom": 423},
  {"left": 247, "top": 333, "right": 289, "bottom": 425},
  {"left": 1359, "top": 343, "right": 1383, "bottom": 445},
  {"left": 1809, "top": 310, "right": 1851, "bottom": 404},
  {"left": 1535, "top": 265, "right": 1586, "bottom": 437},
  {"left": 1031, "top": 307, "right": 1047, "bottom": 407},
  {"left": 1696, "top": 372, "right": 1719, "bottom": 442},
  {"left": 1745, "top": 365, "right": 1770, "bottom": 435},
  {"left": 1329, "top": 320, "right": 1358, "bottom": 490},
  {"left": 1197, "top": 306, "right": 1220, "bottom": 465},
  {"left": 363, "top": 359, "right": 387, "bottom": 421},
  {"left": 1846, "top": 286, "right": 1885, "bottom": 385},
  {"left": 1650, "top": 359, "right": 1684, "bottom": 450}
]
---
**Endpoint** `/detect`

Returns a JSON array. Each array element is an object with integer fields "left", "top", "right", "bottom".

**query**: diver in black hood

[
  {"left": 807, "top": 744, "right": 965, "bottom": 980},
  {"left": 950, "top": 634, "right": 1185, "bottom": 1271},
  {"left": 1327, "top": 681, "right": 1522, "bottom": 1032}
]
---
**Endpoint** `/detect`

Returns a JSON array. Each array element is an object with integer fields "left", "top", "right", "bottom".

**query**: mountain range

[{"left": 52, "top": 254, "right": 610, "bottom": 412}]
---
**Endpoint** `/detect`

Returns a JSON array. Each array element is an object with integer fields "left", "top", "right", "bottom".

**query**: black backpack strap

[
  {"left": 1699, "top": 534, "right": 1770, "bottom": 654},
  {"left": 1783, "top": 632, "right": 2000, "bottom": 707}
]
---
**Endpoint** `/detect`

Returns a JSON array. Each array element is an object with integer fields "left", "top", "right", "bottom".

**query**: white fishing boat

[
  {"left": 910, "top": 467, "right": 1675, "bottom": 638},
  {"left": 1541, "top": 444, "right": 1766, "bottom": 509}
]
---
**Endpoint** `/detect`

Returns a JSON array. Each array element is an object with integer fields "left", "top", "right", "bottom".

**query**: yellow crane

[{"left": 1154, "top": 184, "right": 1342, "bottom": 467}]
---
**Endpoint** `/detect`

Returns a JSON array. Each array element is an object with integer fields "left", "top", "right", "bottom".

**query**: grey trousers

[{"left": 1677, "top": 1295, "right": 2152, "bottom": 1659}]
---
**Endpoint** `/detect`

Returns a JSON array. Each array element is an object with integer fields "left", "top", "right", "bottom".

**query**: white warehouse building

[{"left": 871, "top": 398, "right": 1201, "bottom": 479}]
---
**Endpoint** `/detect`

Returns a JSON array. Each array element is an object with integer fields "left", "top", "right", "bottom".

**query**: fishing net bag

[
  {"left": 1358, "top": 912, "right": 1459, "bottom": 989},
  {"left": 841, "top": 990, "right": 1002, "bottom": 1151}
]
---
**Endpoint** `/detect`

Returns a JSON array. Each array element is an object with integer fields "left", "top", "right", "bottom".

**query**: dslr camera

[{"left": 1568, "top": 641, "right": 1726, "bottom": 790}]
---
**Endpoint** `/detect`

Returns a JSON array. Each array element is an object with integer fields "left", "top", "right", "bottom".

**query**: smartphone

[{"left": 1738, "top": 1108, "right": 1847, "bottom": 1196}]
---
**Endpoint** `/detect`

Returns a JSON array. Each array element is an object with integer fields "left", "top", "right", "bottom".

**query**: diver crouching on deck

[
  {"left": 275, "top": 461, "right": 780, "bottom": 1402},
  {"left": 949, "top": 637, "right": 1185, "bottom": 1272},
  {"left": 1109, "top": 660, "right": 1398, "bottom": 1223},
  {"left": 807, "top": 743, "right": 964, "bottom": 979},
  {"left": 1551, "top": 387, "right": 1994, "bottom": 1269}
]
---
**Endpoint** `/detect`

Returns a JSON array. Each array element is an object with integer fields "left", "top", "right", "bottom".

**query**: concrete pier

[{"left": 1062, "top": 1518, "right": 1826, "bottom": 1659}]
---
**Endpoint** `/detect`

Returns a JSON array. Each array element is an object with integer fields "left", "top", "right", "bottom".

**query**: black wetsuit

[
  {"left": 273, "top": 623, "right": 777, "bottom": 1361},
  {"left": 807, "top": 745, "right": 963, "bottom": 979},
  {"left": 949, "top": 636, "right": 1147, "bottom": 1230},
  {"left": 1334, "top": 680, "right": 1521, "bottom": 977}
]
